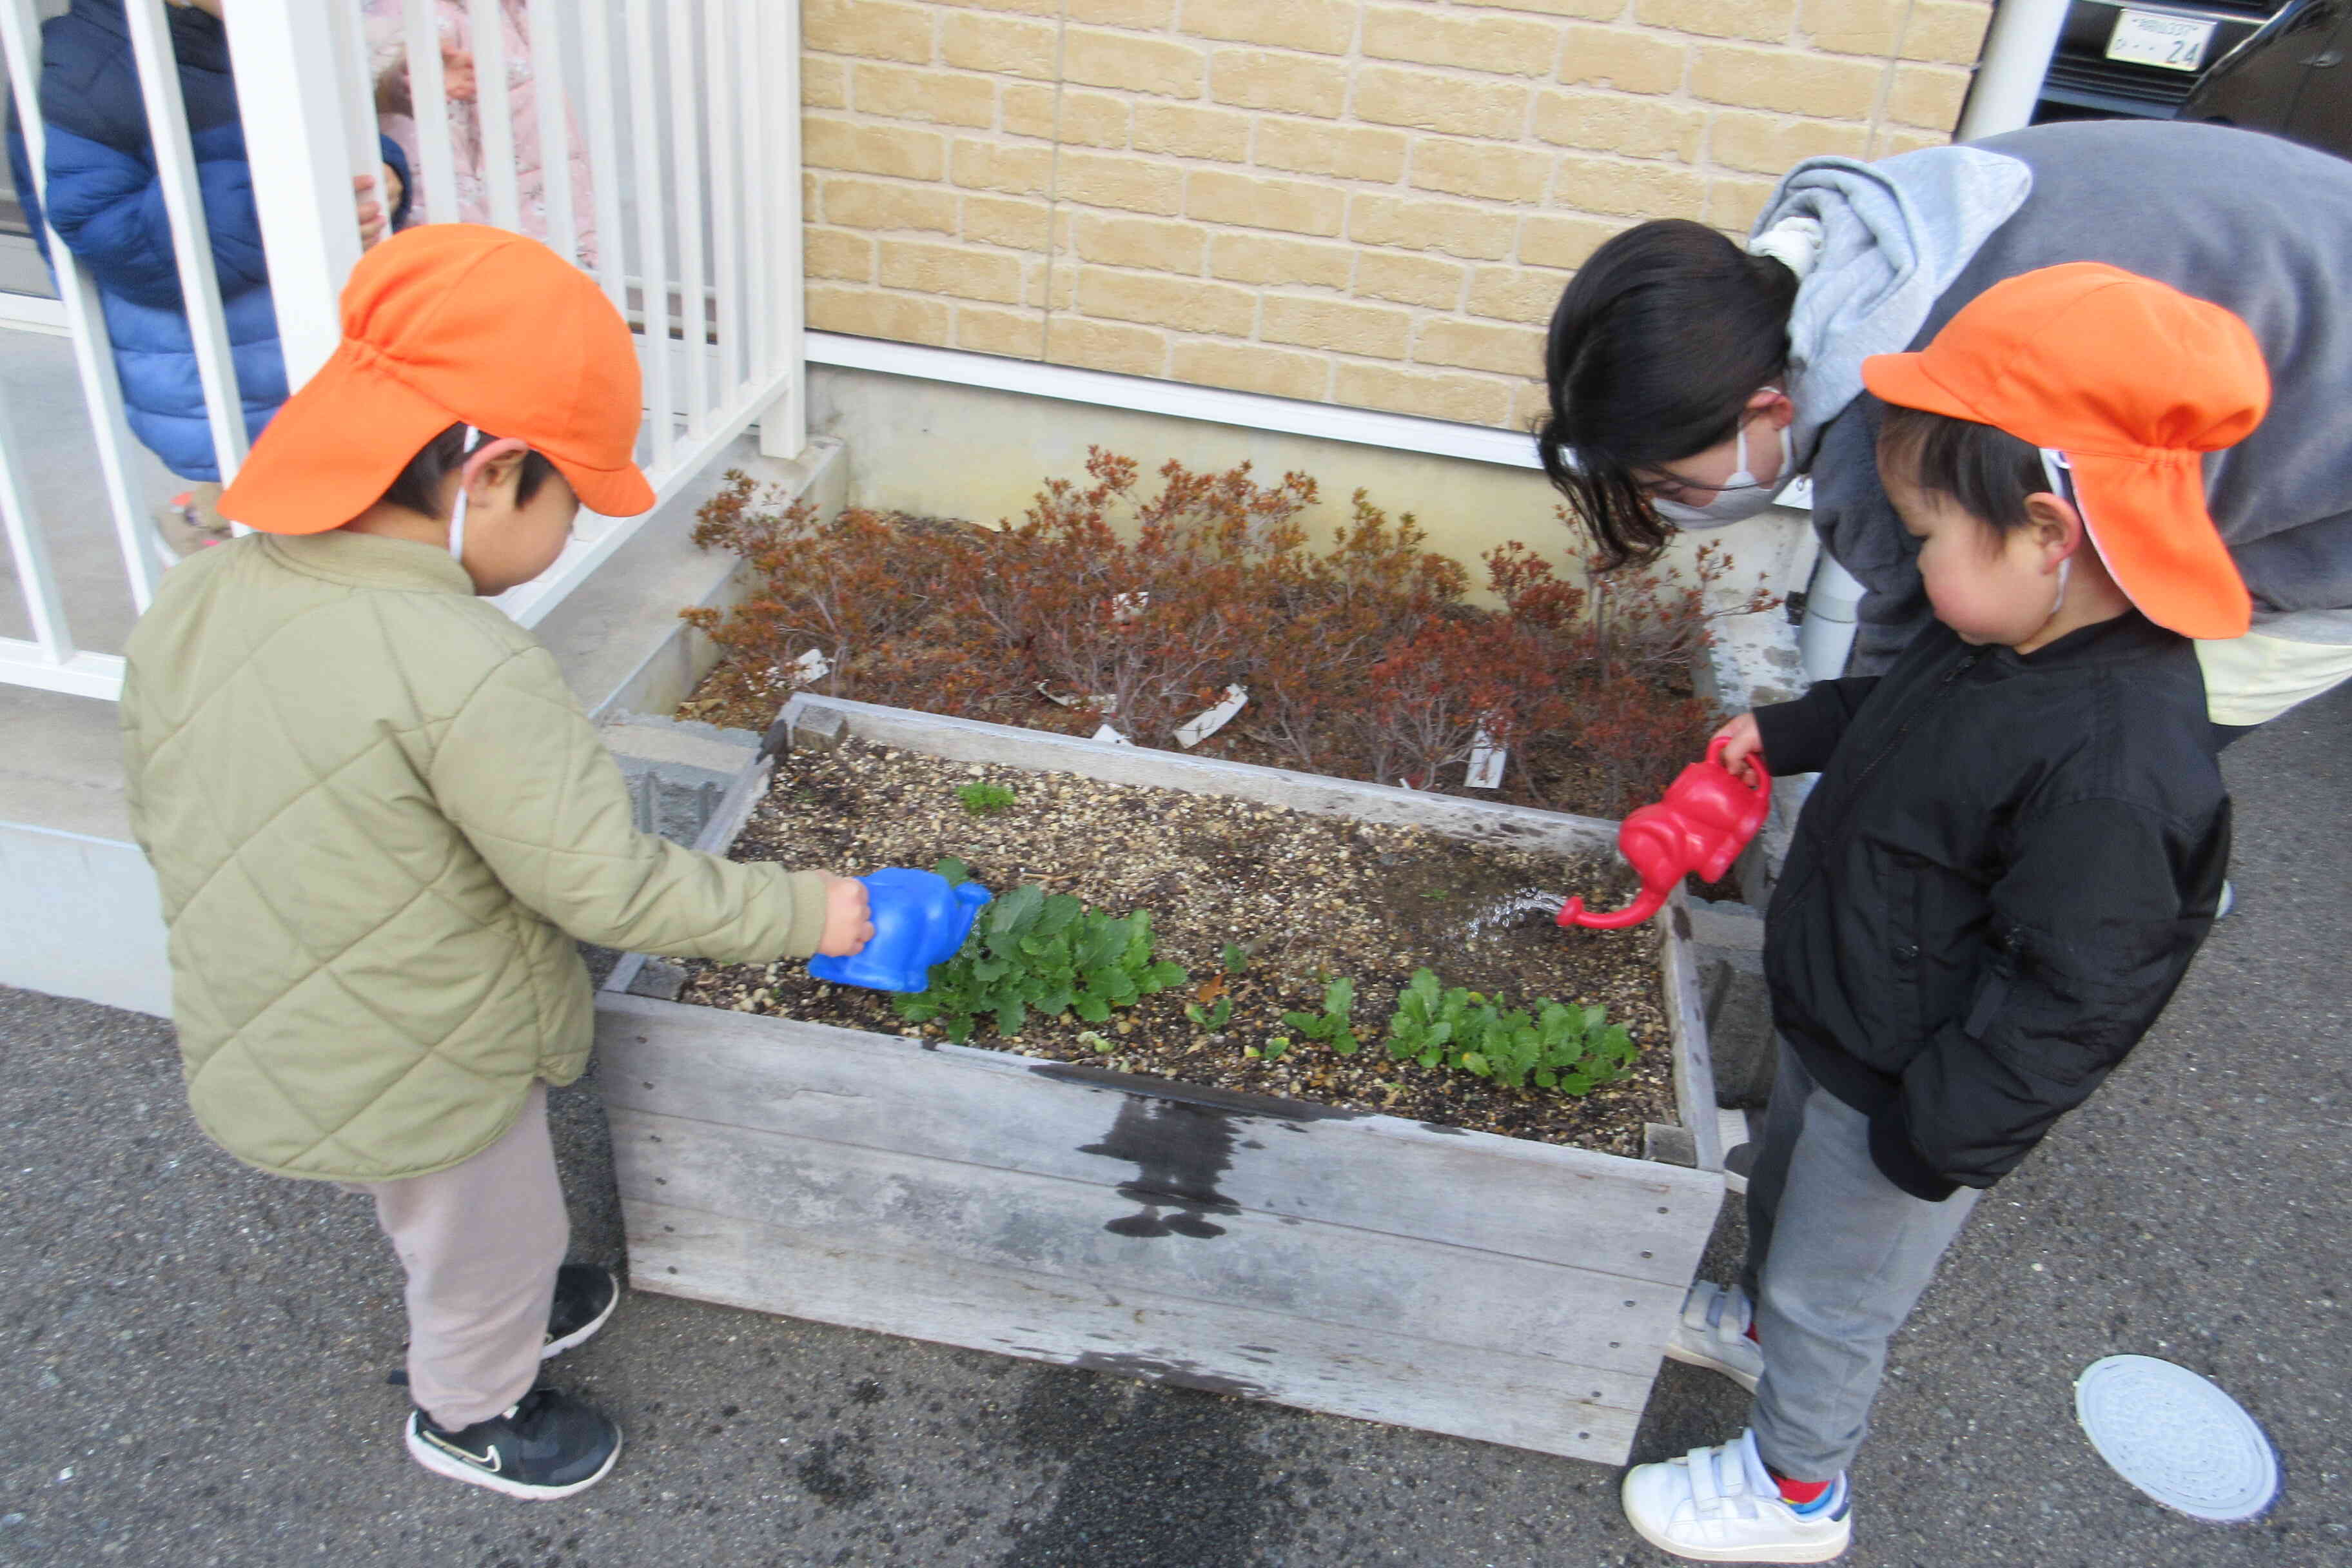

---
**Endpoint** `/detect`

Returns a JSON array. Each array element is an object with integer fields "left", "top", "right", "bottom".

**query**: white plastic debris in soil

[{"left": 1175, "top": 685, "right": 1249, "bottom": 749}]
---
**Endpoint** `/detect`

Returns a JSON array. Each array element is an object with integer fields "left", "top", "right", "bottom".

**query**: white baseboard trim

[
  {"left": 806, "top": 332, "right": 1544, "bottom": 471},
  {"left": 804, "top": 333, "right": 1819, "bottom": 516}
]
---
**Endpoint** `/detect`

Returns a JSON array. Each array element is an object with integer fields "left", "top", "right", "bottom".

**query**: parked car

[
  {"left": 2037, "top": 0, "right": 2287, "bottom": 119},
  {"left": 2180, "top": 0, "right": 2352, "bottom": 156}
]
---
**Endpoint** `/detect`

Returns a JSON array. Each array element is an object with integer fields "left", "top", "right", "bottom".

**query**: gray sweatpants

[
  {"left": 348, "top": 1081, "right": 569, "bottom": 1430},
  {"left": 1739, "top": 1037, "right": 1981, "bottom": 1482}
]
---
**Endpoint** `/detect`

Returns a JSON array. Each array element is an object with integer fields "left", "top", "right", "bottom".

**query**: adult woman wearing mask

[{"left": 1539, "top": 119, "right": 2352, "bottom": 742}]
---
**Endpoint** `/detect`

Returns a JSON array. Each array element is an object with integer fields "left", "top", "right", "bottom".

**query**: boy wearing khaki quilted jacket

[{"left": 118, "top": 224, "right": 872, "bottom": 1501}]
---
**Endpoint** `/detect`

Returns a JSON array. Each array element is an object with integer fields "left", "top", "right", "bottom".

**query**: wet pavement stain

[
  {"left": 995, "top": 1364, "right": 1299, "bottom": 1568},
  {"left": 792, "top": 1433, "right": 878, "bottom": 1508},
  {"left": 1069, "top": 1351, "right": 1273, "bottom": 1400},
  {"left": 1081, "top": 1093, "right": 1242, "bottom": 1239}
]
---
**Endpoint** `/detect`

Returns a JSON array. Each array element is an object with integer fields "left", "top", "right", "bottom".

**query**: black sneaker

[
  {"left": 405, "top": 1387, "right": 622, "bottom": 1499},
  {"left": 544, "top": 1264, "right": 620, "bottom": 1358}
]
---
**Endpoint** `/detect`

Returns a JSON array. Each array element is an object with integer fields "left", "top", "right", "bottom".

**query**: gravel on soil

[
  {"left": 679, "top": 658, "right": 1648, "bottom": 823},
  {"left": 680, "top": 738, "right": 1681, "bottom": 1157}
]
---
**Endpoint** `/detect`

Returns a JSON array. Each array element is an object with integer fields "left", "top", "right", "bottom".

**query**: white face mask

[
  {"left": 2039, "top": 448, "right": 2081, "bottom": 620},
  {"left": 1650, "top": 400, "right": 1794, "bottom": 527},
  {"left": 447, "top": 426, "right": 483, "bottom": 564}
]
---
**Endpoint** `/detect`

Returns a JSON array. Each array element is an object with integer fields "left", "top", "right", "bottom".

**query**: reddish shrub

[{"left": 681, "top": 453, "right": 1774, "bottom": 819}]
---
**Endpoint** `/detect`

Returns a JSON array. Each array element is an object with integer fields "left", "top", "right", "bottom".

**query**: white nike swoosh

[{"left": 424, "top": 1427, "right": 503, "bottom": 1473}]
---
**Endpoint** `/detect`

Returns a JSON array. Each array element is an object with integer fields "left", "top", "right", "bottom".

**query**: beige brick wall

[{"left": 802, "top": 0, "right": 1992, "bottom": 431}]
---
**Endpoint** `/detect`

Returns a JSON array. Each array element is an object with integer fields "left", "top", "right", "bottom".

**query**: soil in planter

[{"left": 679, "top": 738, "right": 1684, "bottom": 1158}]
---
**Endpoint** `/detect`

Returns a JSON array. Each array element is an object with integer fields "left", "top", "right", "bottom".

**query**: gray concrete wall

[{"left": 0, "top": 823, "right": 168, "bottom": 1017}]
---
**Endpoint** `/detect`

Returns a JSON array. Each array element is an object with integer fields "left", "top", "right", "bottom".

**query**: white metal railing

[
  {"left": 0, "top": 0, "right": 166, "bottom": 700},
  {"left": 0, "top": 0, "right": 803, "bottom": 701}
]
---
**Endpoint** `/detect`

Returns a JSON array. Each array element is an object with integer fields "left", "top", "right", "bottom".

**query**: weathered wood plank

[
  {"left": 623, "top": 1197, "right": 1652, "bottom": 1464},
  {"left": 1663, "top": 889, "right": 1727, "bottom": 1173},
  {"left": 598, "top": 994, "right": 1724, "bottom": 1287},
  {"left": 780, "top": 694, "right": 1621, "bottom": 856},
  {"left": 607, "top": 1104, "right": 1691, "bottom": 1378}
]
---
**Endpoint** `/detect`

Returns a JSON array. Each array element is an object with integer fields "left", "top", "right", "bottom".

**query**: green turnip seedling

[{"left": 1281, "top": 976, "right": 1360, "bottom": 1057}]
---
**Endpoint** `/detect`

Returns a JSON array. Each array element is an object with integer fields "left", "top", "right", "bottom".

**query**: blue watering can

[{"left": 808, "top": 868, "right": 993, "bottom": 994}]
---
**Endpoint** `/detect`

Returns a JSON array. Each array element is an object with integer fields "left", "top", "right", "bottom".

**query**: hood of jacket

[{"left": 1752, "top": 145, "right": 2033, "bottom": 470}]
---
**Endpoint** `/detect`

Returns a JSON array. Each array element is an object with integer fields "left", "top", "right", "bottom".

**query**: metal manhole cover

[{"left": 2074, "top": 1355, "right": 2278, "bottom": 1522}]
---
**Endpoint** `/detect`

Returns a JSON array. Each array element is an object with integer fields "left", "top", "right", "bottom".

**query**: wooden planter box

[{"left": 596, "top": 695, "right": 1727, "bottom": 1464}]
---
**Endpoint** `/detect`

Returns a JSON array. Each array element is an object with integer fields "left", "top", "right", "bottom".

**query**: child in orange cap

[
  {"left": 117, "top": 225, "right": 872, "bottom": 1500},
  {"left": 1622, "top": 264, "right": 2255, "bottom": 1563}
]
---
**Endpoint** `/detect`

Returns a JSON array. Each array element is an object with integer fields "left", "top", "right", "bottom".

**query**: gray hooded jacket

[{"left": 1758, "top": 119, "right": 2352, "bottom": 665}]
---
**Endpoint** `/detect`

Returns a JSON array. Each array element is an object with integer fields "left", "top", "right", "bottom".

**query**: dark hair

[
  {"left": 379, "top": 422, "right": 560, "bottom": 518},
  {"left": 1876, "top": 404, "right": 2049, "bottom": 543},
  {"left": 1536, "top": 220, "right": 1799, "bottom": 569}
]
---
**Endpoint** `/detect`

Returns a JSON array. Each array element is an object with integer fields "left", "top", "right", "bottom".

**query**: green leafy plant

[
  {"left": 1281, "top": 975, "right": 1360, "bottom": 1057},
  {"left": 1385, "top": 968, "right": 1636, "bottom": 1093},
  {"left": 894, "top": 874, "right": 1188, "bottom": 1044},
  {"left": 1185, "top": 995, "right": 1233, "bottom": 1030},
  {"left": 1220, "top": 942, "right": 1250, "bottom": 975},
  {"left": 1259, "top": 1036, "right": 1292, "bottom": 1063},
  {"left": 957, "top": 780, "right": 1018, "bottom": 816}
]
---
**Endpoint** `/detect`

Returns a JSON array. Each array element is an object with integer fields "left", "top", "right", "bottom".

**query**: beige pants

[
  {"left": 2197, "top": 631, "right": 2352, "bottom": 727},
  {"left": 349, "top": 1081, "right": 569, "bottom": 1429}
]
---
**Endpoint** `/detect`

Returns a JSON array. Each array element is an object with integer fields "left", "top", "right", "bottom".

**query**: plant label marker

[
  {"left": 1465, "top": 728, "right": 1506, "bottom": 789},
  {"left": 792, "top": 648, "right": 832, "bottom": 684},
  {"left": 1175, "top": 685, "right": 1250, "bottom": 749},
  {"left": 1090, "top": 723, "right": 1133, "bottom": 746}
]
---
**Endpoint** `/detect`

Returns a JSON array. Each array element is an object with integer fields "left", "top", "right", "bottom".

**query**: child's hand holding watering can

[
  {"left": 816, "top": 874, "right": 877, "bottom": 957},
  {"left": 1710, "top": 712, "right": 1767, "bottom": 790},
  {"left": 810, "top": 869, "right": 993, "bottom": 992}
]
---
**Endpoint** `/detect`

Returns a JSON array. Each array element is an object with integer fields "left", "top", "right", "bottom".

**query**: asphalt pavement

[{"left": 3, "top": 682, "right": 2346, "bottom": 1568}]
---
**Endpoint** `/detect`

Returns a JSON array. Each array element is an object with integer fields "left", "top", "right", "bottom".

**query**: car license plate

[{"left": 2106, "top": 10, "right": 2215, "bottom": 71}]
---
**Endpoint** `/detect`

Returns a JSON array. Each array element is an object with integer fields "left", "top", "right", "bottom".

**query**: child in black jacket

[{"left": 1621, "top": 264, "right": 2256, "bottom": 1564}]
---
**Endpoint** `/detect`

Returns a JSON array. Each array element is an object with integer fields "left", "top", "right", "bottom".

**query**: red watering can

[{"left": 1558, "top": 737, "right": 1771, "bottom": 930}]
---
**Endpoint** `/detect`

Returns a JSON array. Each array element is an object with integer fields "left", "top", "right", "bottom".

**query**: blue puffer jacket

[{"left": 6, "top": 1, "right": 411, "bottom": 481}]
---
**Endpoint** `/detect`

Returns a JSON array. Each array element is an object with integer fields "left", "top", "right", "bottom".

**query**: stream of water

[{"left": 1461, "top": 888, "right": 1571, "bottom": 944}]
